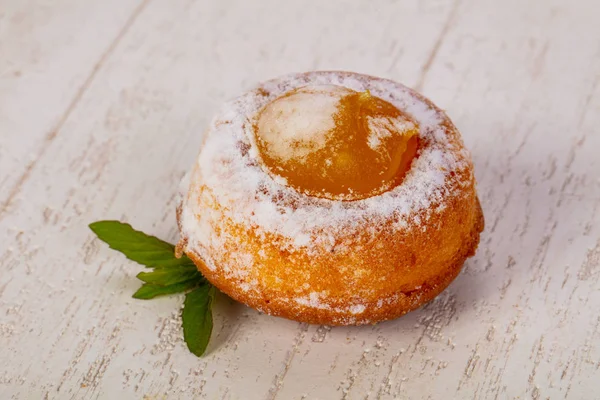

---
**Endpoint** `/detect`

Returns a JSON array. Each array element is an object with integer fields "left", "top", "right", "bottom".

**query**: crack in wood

[{"left": 0, "top": 0, "right": 151, "bottom": 221}]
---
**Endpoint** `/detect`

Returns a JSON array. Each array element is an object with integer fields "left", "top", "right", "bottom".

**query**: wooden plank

[
  {"left": 0, "top": 0, "right": 599, "bottom": 398},
  {"left": 0, "top": 0, "right": 146, "bottom": 216}
]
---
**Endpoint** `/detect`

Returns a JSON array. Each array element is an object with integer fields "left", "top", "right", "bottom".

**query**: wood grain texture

[{"left": 0, "top": 0, "right": 599, "bottom": 398}]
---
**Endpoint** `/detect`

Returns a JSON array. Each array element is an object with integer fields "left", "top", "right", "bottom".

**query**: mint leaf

[
  {"left": 133, "top": 280, "right": 201, "bottom": 299},
  {"left": 136, "top": 264, "right": 201, "bottom": 286},
  {"left": 89, "top": 220, "right": 193, "bottom": 268},
  {"left": 182, "top": 284, "right": 216, "bottom": 357},
  {"left": 88, "top": 219, "right": 217, "bottom": 358}
]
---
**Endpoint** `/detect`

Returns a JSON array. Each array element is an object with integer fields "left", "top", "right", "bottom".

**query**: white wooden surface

[{"left": 1, "top": 0, "right": 599, "bottom": 398}]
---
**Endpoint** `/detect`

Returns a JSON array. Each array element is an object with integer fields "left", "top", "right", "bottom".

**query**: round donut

[{"left": 177, "top": 71, "right": 484, "bottom": 325}]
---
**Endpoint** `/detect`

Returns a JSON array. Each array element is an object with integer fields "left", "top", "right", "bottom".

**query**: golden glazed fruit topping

[{"left": 254, "top": 85, "right": 418, "bottom": 200}]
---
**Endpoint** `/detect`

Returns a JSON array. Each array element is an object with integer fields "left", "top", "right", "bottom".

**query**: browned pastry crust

[
  {"left": 177, "top": 71, "right": 484, "bottom": 326},
  {"left": 178, "top": 199, "right": 483, "bottom": 325}
]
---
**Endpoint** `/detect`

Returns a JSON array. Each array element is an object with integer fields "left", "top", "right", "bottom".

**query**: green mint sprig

[{"left": 89, "top": 220, "right": 214, "bottom": 357}]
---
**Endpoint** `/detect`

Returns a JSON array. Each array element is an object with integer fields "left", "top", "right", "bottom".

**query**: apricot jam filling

[{"left": 254, "top": 85, "right": 418, "bottom": 200}]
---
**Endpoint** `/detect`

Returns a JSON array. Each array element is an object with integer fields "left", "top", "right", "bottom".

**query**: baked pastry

[{"left": 177, "top": 71, "right": 483, "bottom": 325}]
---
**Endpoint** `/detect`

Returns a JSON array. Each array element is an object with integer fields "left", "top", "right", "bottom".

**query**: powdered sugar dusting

[
  {"left": 350, "top": 304, "right": 366, "bottom": 315},
  {"left": 178, "top": 71, "right": 474, "bottom": 318},
  {"left": 367, "top": 116, "right": 416, "bottom": 151},
  {"left": 295, "top": 292, "right": 331, "bottom": 310},
  {"left": 256, "top": 85, "right": 351, "bottom": 161}
]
